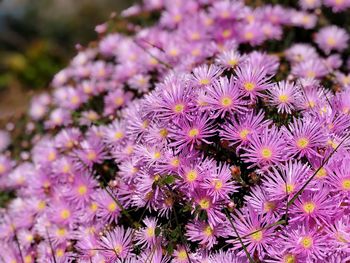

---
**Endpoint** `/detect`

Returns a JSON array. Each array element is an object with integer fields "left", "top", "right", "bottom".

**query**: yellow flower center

[
  {"left": 228, "top": 59, "right": 238, "bottom": 67},
  {"left": 60, "top": 209, "right": 71, "bottom": 220},
  {"left": 0, "top": 164, "right": 6, "bottom": 174},
  {"left": 213, "top": 179, "right": 223, "bottom": 190},
  {"left": 108, "top": 202, "right": 117, "bottom": 212},
  {"left": 199, "top": 198, "right": 210, "bottom": 210},
  {"left": 38, "top": 200, "right": 46, "bottom": 210},
  {"left": 244, "top": 82, "right": 255, "bottom": 91},
  {"left": 341, "top": 179, "right": 350, "bottom": 190},
  {"left": 90, "top": 202, "right": 98, "bottom": 212},
  {"left": 283, "top": 254, "right": 296, "bottom": 263},
  {"left": 264, "top": 201, "right": 276, "bottom": 212},
  {"left": 204, "top": 225, "right": 213, "bottom": 236},
  {"left": 48, "top": 152, "right": 57, "bottom": 162},
  {"left": 24, "top": 255, "right": 32, "bottom": 263},
  {"left": 278, "top": 94, "right": 289, "bottom": 103},
  {"left": 87, "top": 151, "right": 97, "bottom": 161},
  {"left": 306, "top": 70, "right": 316, "bottom": 78},
  {"left": 251, "top": 230, "right": 263, "bottom": 241},
  {"left": 296, "top": 137, "right": 309, "bottom": 149},
  {"left": 300, "top": 236, "right": 313, "bottom": 249},
  {"left": 169, "top": 48, "right": 179, "bottom": 57},
  {"left": 153, "top": 151, "right": 162, "bottom": 159},
  {"left": 114, "top": 132, "right": 124, "bottom": 140},
  {"left": 326, "top": 37, "right": 336, "bottom": 46},
  {"left": 146, "top": 227, "right": 155, "bottom": 238},
  {"left": 239, "top": 129, "right": 250, "bottom": 140},
  {"left": 188, "top": 128, "right": 199, "bottom": 138},
  {"left": 284, "top": 183, "right": 295, "bottom": 194},
  {"left": 221, "top": 96, "right": 233, "bottom": 107},
  {"left": 261, "top": 147, "right": 272, "bottom": 159},
  {"left": 315, "top": 167, "right": 327, "bottom": 179},
  {"left": 114, "top": 244, "right": 123, "bottom": 255},
  {"left": 244, "top": 31, "right": 254, "bottom": 40},
  {"left": 186, "top": 170, "right": 198, "bottom": 182},
  {"left": 190, "top": 32, "right": 201, "bottom": 40},
  {"left": 199, "top": 78, "right": 210, "bottom": 85},
  {"left": 170, "top": 157, "right": 180, "bottom": 167},
  {"left": 303, "top": 201, "right": 316, "bottom": 214},
  {"left": 173, "top": 103, "right": 185, "bottom": 113},
  {"left": 115, "top": 97, "right": 124, "bottom": 106},
  {"left": 159, "top": 128, "right": 168, "bottom": 138},
  {"left": 56, "top": 248, "right": 64, "bottom": 257},
  {"left": 222, "top": 29, "right": 232, "bottom": 38},
  {"left": 57, "top": 228, "right": 66, "bottom": 237},
  {"left": 77, "top": 185, "right": 87, "bottom": 195},
  {"left": 177, "top": 249, "right": 187, "bottom": 260}
]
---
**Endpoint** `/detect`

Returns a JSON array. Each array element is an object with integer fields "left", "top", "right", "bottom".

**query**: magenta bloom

[
  {"left": 235, "top": 63, "right": 272, "bottom": 102},
  {"left": 263, "top": 160, "right": 310, "bottom": 201},
  {"left": 289, "top": 189, "right": 335, "bottom": 224},
  {"left": 283, "top": 117, "right": 327, "bottom": 159},
  {"left": 186, "top": 220, "right": 228, "bottom": 249},
  {"left": 201, "top": 76, "right": 246, "bottom": 118},
  {"left": 135, "top": 217, "right": 161, "bottom": 249},
  {"left": 241, "top": 126, "right": 288, "bottom": 168},
  {"left": 191, "top": 64, "right": 223, "bottom": 88},
  {"left": 169, "top": 113, "right": 217, "bottom": 153},
  {"left": 315, "top": 26, "right": 349, "bottom": 54},
  {"left": 267, "top": 81, "right": 300, "bottom": 114},
  {"left": 280, "top": 224, "right": 329, "bottom": 261},
  {"left": 220, "top": 110, "right": 271, "bottom": 150},
  {"left": 228, "top": 205, "right": 276, "bottom": 259},
  {"left": 99, "top": 226, "right": 133, "bottom": 260}
]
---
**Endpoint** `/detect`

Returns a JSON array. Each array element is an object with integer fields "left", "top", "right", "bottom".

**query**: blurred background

[{"left": 0, "top": 0, "right": 135, "bottom": 120}]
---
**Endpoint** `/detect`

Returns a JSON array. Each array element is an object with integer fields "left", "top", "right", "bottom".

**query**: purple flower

[
  {"left": 235, "top": 63, "right": 272, "bottom": 102},
  {"left": 315, "top": 26, "right": 349, "bottom": 54},
  {"left": 241, "top": 126, "right": 288, "bottom": 168},
  {"left": 98, "top": 226, "right": 133, "bottom": 260},
  {"left": 169, "top": 113, "right": 217, "bottom": 153},
  {"left": 201, "top": 76, "right": 246, "bottom": 118}
]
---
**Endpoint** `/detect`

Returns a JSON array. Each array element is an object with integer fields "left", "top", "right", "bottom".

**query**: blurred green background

[{"left": 0, "top": 0, "right": 135, "bottom": 120}]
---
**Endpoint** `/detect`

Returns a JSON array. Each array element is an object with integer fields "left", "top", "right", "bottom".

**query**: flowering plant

[{"left": 1, "top": 0, "right": 350, "bottom": 262}]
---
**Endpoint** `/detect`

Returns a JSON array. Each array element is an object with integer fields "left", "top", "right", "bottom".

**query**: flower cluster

[{"left": 1, "top": 0, "right": 350, "bottom": 262}]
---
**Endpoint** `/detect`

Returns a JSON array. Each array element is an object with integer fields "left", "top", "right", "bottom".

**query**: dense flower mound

[{"left": 1, "top": 0, "right": 350, "bottom": 262}]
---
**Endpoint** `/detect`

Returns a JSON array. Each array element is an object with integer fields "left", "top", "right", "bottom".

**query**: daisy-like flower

[
  {"left": 241, "top": 126, "right": 287, "bottom": 168},
  {"left": 135, "top": 217, "right": 160, "bottom": 249},
  {"left": 285, "top": 43, "right": 318, "bottom": 64},
  {"left": 73, "top": 135, "right": 108, "bottom": 168},
  {"left": 289, "top": 189, "right": 335, "bottom": 224},
  {"left": 63, "top": 174, "right": 97, "bottom": 208},
  {"left": 179, "top": 159, "right": 204, "bottom": 192},
  {"left": 291, "top": 58, "right": 329, "bottom": 79},
  {"left": 172, "top": 245, "right": 193, "bottom": 263},
  {"left": 48, "top": 200, "right": 76, "bottom": 226},
  {"left": 201, "top": 76, "right": 246, "bottom": 118},
  {"left": 315, "top": 26, "right": 349, "bottom": 54},
  {"left": 150, "top": 75, "right": 194, "bottom": 122},
  {"left": 283, "top": 117, "right": 327, "bottom": 159},
  {"left": 228, "top": 205, "right": 276, "bottom": 258},
  {"left": 324, "top": 0, "right": 350, "bottom": 12},
  {"left": 267, "top": 81, "right": 300, "bottom": 114},
  {"left": 215, "top": 49, "right": 245, "bottom": 69},
  {"left": 263, "top": 160, "right": 310, "bottom": 201},
  {"left": 200, "top": 162, "right": 237, "bottom": 202},
  {"left": 95, "top": 190, "right": 121, "bottom": 224},
  {"left": 235, "top": 63, "right": 272, "bottom": 102},
  {"left": 299, "top": 0, "right": 322, "bottom": 9},
  {"left": 186, "top": 220, "right": 228, "bottom": 249},
  {"left": 193, "top": 191, "right": 226, "bottom": 227},
  {"left": 99, "top": 226, "right": 133, "bottom": 260},
  {"left": 245, "top": 186, "right": 280, "bottom": 219},
  {"left": 169, "top": 113, "right": 217, "bottom": 153},
  {"left": 280, "top": 224, "right": 329, "bottom": 261},
  {"left": 329, "top": 159, "right": 350, "bottom": 196},
  {"left": 220, "top": 110, "right": 271, "bottom": 149},
  {"left": 191, "top": 64, "right": 223, "bottom": 88}
]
